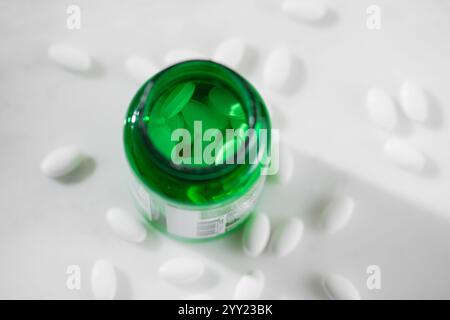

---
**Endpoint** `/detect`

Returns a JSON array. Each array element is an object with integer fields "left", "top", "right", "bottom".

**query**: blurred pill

[
  {"left": 106, "top": 207, "right": 147, "bottom": 243},
  {"left": 233, "top": 270, "right": 265, "bottom": 300},
  {"left": 242, "top": 213, "right": 271, "bottom": 257},
  {"left": 322, "top": 274, "right": 361, "bottom": 300},
  {"left": 48, "top": 43, "right": 92, "bottom": 72},
  {"left": 384, "top": 138, "right": 425, "bottom": 172},
  {"left": 40, "top": 146, "right": 84, "bottom": 178},
  {"left": 399, "top": 80, "right": 428, "bottom": 123},
  {"left": 158, "top": 257, "right": 205, "bottom": 284},
  {"left": 282, "top": 0, "right": 327, "bottom": 22},
  {"left": 213, "top": 37, "right": 247, "bottom": 69},
  {"left": 264, "top": 47, "right": 292, "bottom": 90},
  {"left": 91, "top": 259, "right": 117, "bottom": 300},
  {"left": 125, "top": 55, "right": 158, "bottom": 83},
  {"left": 320, "top": 195, "right": 355, "bottom": 234},
  {"left": 271, "top": 217, "right": 304, "bottom": 257},
  {"left": 366, "top": 88, "right": 398, "bottom": 130}
]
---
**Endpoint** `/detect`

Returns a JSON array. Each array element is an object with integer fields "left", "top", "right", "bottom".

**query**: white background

[{"left": 1, "top": 0, "right": 450, "bottom": 299}]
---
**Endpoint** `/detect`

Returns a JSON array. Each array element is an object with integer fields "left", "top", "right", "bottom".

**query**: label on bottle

[{"left": 130, "top": 176, "right": 265, "bottom": 239}]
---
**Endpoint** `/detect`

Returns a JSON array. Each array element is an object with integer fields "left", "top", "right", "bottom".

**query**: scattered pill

[
  {"left": 242, "top": 213, "right": 271, "bottom": 257},
  {"left": 384, "top": 138, "right": 425, "bottom": 172},
  {"left": 125, "top": 55, "right": 159, "bottom": 83},
  {"left": 264, "top": 47, "right": 293, "bottom": 91},
  {"left": 366, "top": 88, "right": 398, "bottom": 130},
  {"left": 105, "top": 207, "right": 147, "bottom": 243},
  {"left": 40, "top": 146, "right": 84, "bottom": 178},
  {"left": 271, "top": 217, "right": 304, "bottom": 257},
  {"left": 322, "top": 274, "right": 361, "bottom": 300},
  {"left": 164, "top": 49, "right": 205, "bottom": 66},
  {"left": 320, "top": 195, "right": 355, "bottom": 234},
  {"left": 233, "top": 270, "right": 265, "bottom": 300},
  {"left": 282, "top": 0, "right": 327, "bottom": 22},
  {"left": 399, "top": 80, "right": 428, "bottom": 123},
  {"left": 213, "top": 37, "right": 247, "bottom": 69},
  {"left": 91, "top": 259, "right": 117, "bottom": 300},
  {"left": 158, "top": 257, "right": 205, "bottom": 284},
  {"left": 48, "top": 43, "right": 92, "bottom": 72}
]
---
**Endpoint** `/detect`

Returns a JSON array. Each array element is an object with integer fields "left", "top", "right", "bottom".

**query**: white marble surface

[{"left": 1, "top": 0, "right": 450, "bottom": 299}]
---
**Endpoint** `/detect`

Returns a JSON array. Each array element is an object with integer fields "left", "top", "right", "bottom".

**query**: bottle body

[{"left": 123, "top": 60, "right": 271, "bottom": 241}]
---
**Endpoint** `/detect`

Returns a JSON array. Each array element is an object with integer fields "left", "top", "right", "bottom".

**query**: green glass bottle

[{"left": 123, "top": 60, "right": 271, "bottom": 241}]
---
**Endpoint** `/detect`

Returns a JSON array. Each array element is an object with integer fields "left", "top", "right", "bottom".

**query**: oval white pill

[
  {"left": 91, "top": 259, "right": 117, "bottom": 300},
  {"left": 384, "top": 138, "right": 425, "bottom": 172},
  {"left": 48, "top": 43, "right": 92, "bottom": 72},
  {"left": 399, "top": 80, "right": 428, "bottom": 123},
  {"left": 271, "top": 217, "right": 304, "bottom": 257},
  {"left": 282, "top": 0, "right": 327, "bottom": 22},
  {"left": 125, "top": 55, "right": 158, "bottom": 83},
  {"left": 213, "top": 37, "right": 246, "bottom": 69},
  {"left": 320, "top": 195, "right": 355, "bottom": 234},
  {"left": 106, "top": 207, "right": 147, "bottom": 243},
  {"left": 233, "top": 270, "right": 265, "bottom": 300},
  {"left": 164, "top": 49, "right": 205, "bottom": 66},
  {"left": 158, "top": 257, "right": 205, "bottom": 284},
  {"left": 40, "top": 146, "right": 84, "bottom": 178},
  {"left": 242, "top": 213, "right": 271, "bottom": 257},
  {"left": 264, "top": 47, "right": 292, "bottom": 91},
  {"left": 322, "top": 274, "right": 361, "bottom": 300},
  {"left": 366, "top": 88, "right": 398, "bottom": 130}
]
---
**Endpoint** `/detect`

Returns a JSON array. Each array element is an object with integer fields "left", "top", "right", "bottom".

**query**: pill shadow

[
  {"left": 55, "top": 156, "right": 96, "bottom": 184},
  {"left": 424, "top": 91, "right": 444, "bottom": 130},
  {"left": 307, "top": 9, "right": 340, "bottom": 28},
  {"left": 420, "top": 154, "right": 440, "bottom": 179},
  {"left": 115, "top": 267, "right": 133, "bottom": 300},
  {"left": 59, "top": 59, "right": 106, "bottom": 78},
  {"left": 140, "top": 226, "right": 163, "bottom": 251},
  {"left": 237, "top": 45, "right": 260, "bottom": 78},
  {"left": 392, "top": 99, "right": 414, "bottom": 138},
  {"left": 281, "top": 56, "right": 307, "bottom": 96},
  {"left": 268, "top": 102, "right": 288, "bottom": 129}
]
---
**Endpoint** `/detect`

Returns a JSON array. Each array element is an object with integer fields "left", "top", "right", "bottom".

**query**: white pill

[
  {"left": 384, "top": 138, "right": 425, "bottom": 172},
  {"left": 164, "top": 49, "right": 205, "bottom": 66},
  {"left": 242, "top": 213, "right": 271, "bottom": 257},
  {"left": 281, "top": 0, "right": 327, "bottom": 22},
  {"left": 158, "top": 257, "right": 205, "bottom": 284},
  {"left": 366, "top": 88, "right": 398, "bottom": 130},
  {"left": 213, "top": 37, "right": 246, "bottom": 69},
  {"left": 91, "top": 259, "right": 117, "bottom": 300},
  {"left": 125, "top": 55, "right": 159, "bottom": 83},
  {"left": 106, "top": 207, "right": 147, "bottom": 243},
  {"left": 233, "top": 270, "right": 265, "bottom": 300},
  {"left": 320, "top": 195, "right": 355, "bottom": 234},
  {"left": 264, "top": 47, "right": 292, "bottom": 90},
  {"left": 399, "top": 80, "right": 428, "bottom": 123},
  {"left": 322, "top": 274, "right": 361, "bottom": 300},
  {"left": 271, "top": 217, "right": 304, "bottom": 257},
  {"left": 48, "top": 43, "right": 92, "bottom": 72},
  {"left": 40, "top": 146, "right": 84, "bottom": 178}
]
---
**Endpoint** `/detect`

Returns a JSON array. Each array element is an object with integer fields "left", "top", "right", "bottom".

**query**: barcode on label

[{"left": 196, "top": 217, "right": 226, "bottom": 237}]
